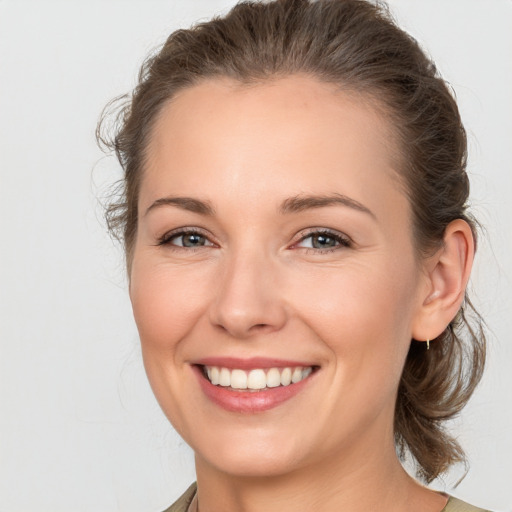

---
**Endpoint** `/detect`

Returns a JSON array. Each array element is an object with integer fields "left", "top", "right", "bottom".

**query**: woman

[{"left": 98, "top": 0, "right": 489, "bottom": 510}]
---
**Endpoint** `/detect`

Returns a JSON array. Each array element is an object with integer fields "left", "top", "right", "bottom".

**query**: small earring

[{"left": 426, "top": 339, "right": 430, "bottom": 350}]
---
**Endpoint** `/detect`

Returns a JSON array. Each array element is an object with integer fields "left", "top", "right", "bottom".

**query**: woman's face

[{"left": 130, "top": 75, "right": 429, "bottom": 477}]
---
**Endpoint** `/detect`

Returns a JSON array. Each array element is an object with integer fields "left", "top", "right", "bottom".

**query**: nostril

[{"left": 250, "top": 323, "right": 275, "bottom": 334}]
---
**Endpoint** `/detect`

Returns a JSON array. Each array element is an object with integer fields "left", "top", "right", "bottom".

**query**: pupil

[
  {"left": 183, "top": 234, "right": 204, "bottom": 247},
  {"left": 313, "top": 234, "right": 335, "bottom": 249}
]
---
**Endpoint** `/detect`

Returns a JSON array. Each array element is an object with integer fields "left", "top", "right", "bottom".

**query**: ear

[{"left": 411, "top": 219, "right": 475, "bottom": 341}]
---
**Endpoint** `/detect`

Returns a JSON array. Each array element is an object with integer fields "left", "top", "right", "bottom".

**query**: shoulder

[
  {"left": 442, "top": 496, "right": 493, "bottom": 512},
  {"left": 159, "top": 485, "right": 494, "bottom": 512},
  {"left": 161, "top": 483, "right": 197, "bottom": 512}
]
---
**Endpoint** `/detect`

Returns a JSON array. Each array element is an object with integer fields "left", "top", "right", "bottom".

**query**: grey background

[{"left": 1, "top": 1, "right": 511, "bottom": 510}]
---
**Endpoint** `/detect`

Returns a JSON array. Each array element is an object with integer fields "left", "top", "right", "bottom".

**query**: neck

[{"left": 193, "top": 434, "right": 445, "bottom": 512}]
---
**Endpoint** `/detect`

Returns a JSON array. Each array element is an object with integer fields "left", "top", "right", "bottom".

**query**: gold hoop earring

[{"left": 426, "top": 339, "right": 430, "bottom": 350}]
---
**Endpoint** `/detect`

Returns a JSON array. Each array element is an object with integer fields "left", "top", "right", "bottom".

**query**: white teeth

[
  {"left": 291, "top": 367, "right": 303, "bottom": 383},
  {"left": 230, "top": 369, "right": 247, "bottom": 389},
  {"left": 280, "top": 367, "right": 292, "bottom": 386},
  {"left": 210, "top": 366, "right": 220, "bottom": 385},
  {"left": 204, "top": 365, "right": 314, "bottom": 390},
  {"left": 247, "top": 369, "right": 267, "bottom": 390},
  {"left": 219, "top": 367, "right": 231, "bottom": 387},
  {"left": 266, "top": 368, "right": 281, "bottom": 388}
]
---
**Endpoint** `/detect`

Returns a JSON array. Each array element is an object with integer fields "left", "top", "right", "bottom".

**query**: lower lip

[{"left": 193, "top": 366, "right": 315, "bottom": 413}]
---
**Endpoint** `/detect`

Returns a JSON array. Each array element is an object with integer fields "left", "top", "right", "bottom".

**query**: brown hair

[{"left": 97, "top": 0, "right": 486, "bottom": 483}]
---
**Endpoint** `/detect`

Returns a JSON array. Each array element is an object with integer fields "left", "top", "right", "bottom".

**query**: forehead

[{"left": 142, "top": 74, "right": 406, "bottom": 218}]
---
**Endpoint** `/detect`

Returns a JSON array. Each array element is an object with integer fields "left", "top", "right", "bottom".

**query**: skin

[{"left": 129, "top": 75, "right": 474, "bottom": 512}]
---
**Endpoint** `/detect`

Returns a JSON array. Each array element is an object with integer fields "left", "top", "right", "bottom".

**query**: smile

[
  {"left": 193, "top": 359, "right": 319, "bottom": 413},
  {"left": 203, "top": 365, "right": 313, "bottom": 391}
]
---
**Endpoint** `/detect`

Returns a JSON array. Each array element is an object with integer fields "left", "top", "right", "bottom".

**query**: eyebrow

[
  {"left": 279, "top": 193, "right": 376, "bottom": 219},
  {"left": 144, "top": 193, "right": 375, "bottom": 219},
  {"left": 145, "top": 196, "right": 215, "bottom": 217}
]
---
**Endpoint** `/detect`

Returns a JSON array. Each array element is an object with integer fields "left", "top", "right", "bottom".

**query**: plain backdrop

[{"left": 1, "top": 1, "right": 511, "bottom": 511}]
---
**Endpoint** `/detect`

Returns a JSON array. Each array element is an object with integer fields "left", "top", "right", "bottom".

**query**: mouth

[
  {"left": 192, "top": 359, "right": 319, "bottom": 413},
  {"left": 200, "top": 365, "right": 315, "bottom": 391}
]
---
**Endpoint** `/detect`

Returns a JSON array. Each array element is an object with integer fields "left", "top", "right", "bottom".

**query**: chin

[
  {"left": 192, "top": 429, "right": 310, "bottom": 478},
  {"left": 199, "top": 449, "right": 304, "bottom": 479}
]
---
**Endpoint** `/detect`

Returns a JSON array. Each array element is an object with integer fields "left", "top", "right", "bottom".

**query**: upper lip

[{"left": 191, "top": 357, "right": 317, "bottom": 370}]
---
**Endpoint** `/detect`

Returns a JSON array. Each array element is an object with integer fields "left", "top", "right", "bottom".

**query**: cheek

[
  {"left": 128, "top": 258, "right": 215, "bottom": 434},
  {"left": 293, "top": 262, "right": 419, "bottom": 430},
  {"left": 288, "top": 257, "right": 419, "bottom": 377},
  {"left": 129, "top": 260, "right": 212, "bottom": 353},
  {"left": 294, "top": 261, "right": 416, "bottom": 333}
]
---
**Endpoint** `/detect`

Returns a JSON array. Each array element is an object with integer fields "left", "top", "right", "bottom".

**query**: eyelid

[
  {"left": 157, "top": 226, "right": 216, "bottom": 247},
  {"left": 155, "top": 226, "right": 351, "bottom": 251},
  {"left": 291, "top": 227, "right": 352, "bottom": 251}
]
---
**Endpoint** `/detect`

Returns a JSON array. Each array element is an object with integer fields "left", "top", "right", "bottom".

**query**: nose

[{"left": 209, "top": 249, "right": 288, "bottom": 339}]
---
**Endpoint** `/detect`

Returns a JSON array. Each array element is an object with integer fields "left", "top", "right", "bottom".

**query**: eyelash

[
  {"left": 157, "top": 228, "right": 352, "bottom": 253},
  {"left": 157, "top": 228, "right": 214, "bottom": 251},
  {"left": 294, "top": 229, "right": 352, "bottom": 254}
]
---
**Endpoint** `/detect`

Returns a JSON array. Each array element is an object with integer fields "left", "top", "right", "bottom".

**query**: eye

[
  {"left": 294, "top": 229, "right": 351, "bottom": 252},
  {"left": 158, "top": 229, "right": 214, "bottom": 249}
]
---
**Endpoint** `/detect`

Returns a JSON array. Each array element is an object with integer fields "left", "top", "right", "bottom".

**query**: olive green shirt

[{"left": 162, "top": 483, "right": 491, "bottom": 512}]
